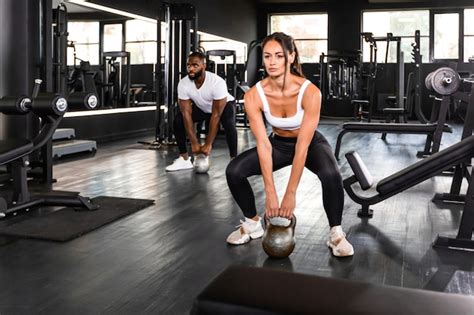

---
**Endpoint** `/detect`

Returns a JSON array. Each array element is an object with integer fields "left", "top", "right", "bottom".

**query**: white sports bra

[{"left": 256, "top": 80, "right": 311, "bottom": 130}]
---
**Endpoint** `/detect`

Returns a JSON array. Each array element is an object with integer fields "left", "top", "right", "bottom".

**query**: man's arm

[
  {"left": 201, "top": 97, "right": 227, "bottom": 155},
  {"left": 179, "top": 98, "right": 201, "bottom": 154}
]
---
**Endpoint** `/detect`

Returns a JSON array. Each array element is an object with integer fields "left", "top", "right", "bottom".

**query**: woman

[{"left": 225, "top": 32, "right": 353, "bottom": 257}]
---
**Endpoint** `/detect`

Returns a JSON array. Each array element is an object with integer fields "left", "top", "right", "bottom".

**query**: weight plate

[
  {"left": 430, "top": 67, "right": 460, "bottom": 96},
  {"left": 425, "top": 71, "right": 434, "bottom": 91}
]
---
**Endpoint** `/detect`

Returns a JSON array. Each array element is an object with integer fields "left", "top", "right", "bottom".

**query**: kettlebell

[
  {"left": 262, "top": 215, "right": 296, "bottom": 259},
  {"left": 194, "top": 154, "right": 210, "bottom": 173}
]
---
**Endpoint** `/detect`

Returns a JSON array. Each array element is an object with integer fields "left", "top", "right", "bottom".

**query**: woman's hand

[
  {"left": 265, "top": 191, "right": 280, "bottom": 218},
  {"left": 279, "top": 192, "right": 296, "bottom": 218}
]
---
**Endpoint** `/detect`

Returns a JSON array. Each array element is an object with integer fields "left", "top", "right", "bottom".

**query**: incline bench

[{"left": 344, "top": 135, "right": 474, "bottom": 251}]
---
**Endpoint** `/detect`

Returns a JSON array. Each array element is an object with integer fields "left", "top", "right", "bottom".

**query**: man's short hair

[{"left": 188, "top": 51, "right": 206, "bottom": 63}]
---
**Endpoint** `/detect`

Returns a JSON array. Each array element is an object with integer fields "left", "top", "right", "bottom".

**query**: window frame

[
  {"left": 100, "top": 20, "right": 125, "bottom": 59},
  {"left": 430, "top": 9, "right": 464, "bottom": 63},
  {"left": 361, "top": 9, "right": 430, "bottom": 64},
  {"left": 124, "top": 19, "right": 159, "bottom": 65},
  {"left": 67, "top": 21, "right": 101, "bottom": 65}
]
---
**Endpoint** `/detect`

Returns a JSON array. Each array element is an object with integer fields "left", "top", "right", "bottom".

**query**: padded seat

[
  {"left": 0, "top": 139, "right": 33, "bottom": 165},
  {"left": 342, "top": 122, "right": 452, "bottom": 133},
  {"left": 382, "top": 107, "right": 405, "bottom": 114},
  {"left": 377, "top": 136, "right": 474, "bottom": 195},
  {"left": 192, "top": 265, "right": 474, "bottom": 315}
]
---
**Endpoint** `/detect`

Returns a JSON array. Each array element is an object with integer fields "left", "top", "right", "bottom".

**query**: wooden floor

[{"left": 0, "top": 120, "right": 473, "bottom": 313}]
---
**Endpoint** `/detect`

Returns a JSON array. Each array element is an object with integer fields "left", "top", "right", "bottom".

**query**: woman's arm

[
  {"left": 279, "top": 84, "right": 322, "bottom": 218},
  {"left": 244, "top": 89, "right": 279, "bottom": 218}
]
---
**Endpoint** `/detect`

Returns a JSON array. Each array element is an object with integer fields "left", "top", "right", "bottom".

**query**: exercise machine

[
  {"left": 334, "top": 67, "right": 457, "bottom": 160},
  {"left": 137, "top": 3, "right": 198, "bottom": 149},
  {"left": 0, "top": 81, "right": 97, "bottom": 218},
  {"left": 319, "top": 50, "right": 361, "bottom": 101},
  {"left": 343, "top": 70, "right": 473, "bottom": 251},
  {"left": 353, "top": 32, "right": 404, "bottom": 121}
]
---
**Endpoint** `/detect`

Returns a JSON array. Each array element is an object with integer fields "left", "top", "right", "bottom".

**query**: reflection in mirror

[{"left": 58, "top": 0, "right": 247, "bottom": 112}]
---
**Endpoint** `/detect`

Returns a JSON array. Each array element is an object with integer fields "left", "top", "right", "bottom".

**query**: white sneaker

[
  {"left": 327, "top": 226, "right": 354, "bottom": 257},
  {"left": 165, "top": 156, "right": 194, "bottom": 172},
  {"left": 227, "top": 217, "right": 264, "bottom": 245}
]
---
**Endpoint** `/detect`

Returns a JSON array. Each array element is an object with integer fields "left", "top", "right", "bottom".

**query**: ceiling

[
  {"left": 52, "top": 0, "right": 97, "bottom": 13},
  {"left": 53, "top": 0, "right": 426, "bottom": 14}
]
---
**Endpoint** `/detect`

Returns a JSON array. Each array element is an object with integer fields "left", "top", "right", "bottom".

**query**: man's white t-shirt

[{"left": 177, "top": 71, "right": 235, "bottom": 113}]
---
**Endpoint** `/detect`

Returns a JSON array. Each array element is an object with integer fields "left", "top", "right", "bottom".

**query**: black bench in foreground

[{"left": 192, "top": 265, "right": 474, "bottom": 315}]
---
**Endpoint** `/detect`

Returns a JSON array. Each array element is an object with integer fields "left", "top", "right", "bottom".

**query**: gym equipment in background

[
  {"left": 351, "top": 32, "right": 405, "bottom": 121},
  {"left": 206, "top": 49, "right": 237, "bottom": 98},
  {"left": 343, "top": 72, "right": 474, "bottom": 251},
  {"left": 0, "top": 80, "right": 97, "bottom": 218},
  {"left": 319, "top": 50, "right": 361, "bottom": 101},
  {"left": 334, "top": 67, "right": 458, "bottom": 160},
  {"left": 52, "top": 3, "right": 98, "bottom": 161},
  {"left": 137, "top": 3, "right": 198, "bottom": 150},
  {"left": 101, "top": 51, "right": 131, "bottom": 108}
]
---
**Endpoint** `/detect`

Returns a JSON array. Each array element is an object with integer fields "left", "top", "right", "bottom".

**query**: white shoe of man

[{"left": 165, "top": 156, "right": 194, "bottom": 172}]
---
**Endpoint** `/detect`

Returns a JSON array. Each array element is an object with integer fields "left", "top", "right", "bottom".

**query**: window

[
  {"left": 199, "top": 32, "right": 247, "bottom": 64},
  {"left": 103, "top": 23, "right": 123, "bottom": 52},
  {"left": 125, "top": 19, "right": 158, "bottom": 64},
  {"left": 67, "top": 22, "right": 100, "bottom": 65},
  {"left": 270, "top": 13, "right": 328, "bottom": 63},
  {"left": 464, "top": 9, "right": 474, "bottom": 61},
  {"left": 362, "top": 10, "right": 429, "bottom": 63},
  {"left": 433, "top": 12, "right": 460, "bottom": 60}
]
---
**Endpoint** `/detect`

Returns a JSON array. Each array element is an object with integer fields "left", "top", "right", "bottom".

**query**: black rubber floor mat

[{"left": 0, "top": 196, "right": 154, "bottom": 242}]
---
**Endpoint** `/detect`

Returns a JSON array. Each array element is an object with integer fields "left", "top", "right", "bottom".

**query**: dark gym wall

[{"left": 0, "top": 0, "right": 51, "bottom": 140}]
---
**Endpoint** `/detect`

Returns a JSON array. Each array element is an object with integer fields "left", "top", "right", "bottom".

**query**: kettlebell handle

[{"left": 264, "top": 215, "right": 296, "bottom": 230}]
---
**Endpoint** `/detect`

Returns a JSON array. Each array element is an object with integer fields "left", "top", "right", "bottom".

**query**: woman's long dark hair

[{"left": 262, "top": 32, "right": 305, "bottom": 81}]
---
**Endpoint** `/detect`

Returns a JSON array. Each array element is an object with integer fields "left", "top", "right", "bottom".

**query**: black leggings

[
  {"left": 226, "top": 131, "right": 344, "bottom": 227},
  {"left": 174, "top": 101, "right": 237, "bottom": 157}
]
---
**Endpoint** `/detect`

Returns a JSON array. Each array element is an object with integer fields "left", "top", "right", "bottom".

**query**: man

[{"left": 166, "top": 51, "right": 238, "bottom": 172}]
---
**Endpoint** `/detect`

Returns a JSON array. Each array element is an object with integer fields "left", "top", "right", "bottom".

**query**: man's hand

[
  {"left": 191, "top": 142, "right": 202, "bottom": 154},
  {"left": 200, "top": 143, "right": 212, "bottom": 156}
]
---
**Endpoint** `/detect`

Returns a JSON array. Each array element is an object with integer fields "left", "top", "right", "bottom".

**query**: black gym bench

[
  {"left": 191, "top": 265, "right": 474, "bottom": 314},
  {"left": 335, "top": 92, "right": 452, "bottom": 160},
  {"left": 335, "top": 67, "right": 464, "bottom": 161},
  {"left": 334, "top": 121, "right": 452, "bottom": 160},
  {"left": 343, "top": 135, "right": 474, "bottom": 251}
]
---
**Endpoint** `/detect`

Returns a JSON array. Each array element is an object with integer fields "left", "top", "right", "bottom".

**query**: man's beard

[{"left": 188, "top": 69, "right": 203, "bottom": 81}]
